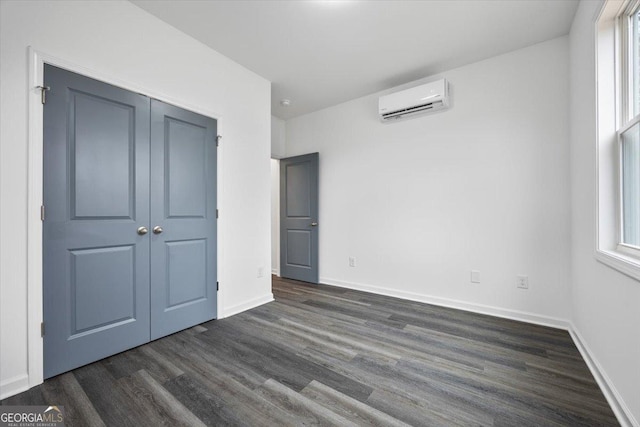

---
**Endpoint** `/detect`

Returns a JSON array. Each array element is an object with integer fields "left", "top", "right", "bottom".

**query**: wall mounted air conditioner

[{"left": 378, "top": 78, "right": 450, "bottom": 122}]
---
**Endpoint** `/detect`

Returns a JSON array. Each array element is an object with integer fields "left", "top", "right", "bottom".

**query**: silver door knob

[
  {"left": 137, "top": 226, "right": 149, "bottom": 235},
  {"left": 311, "top": 222, "right": 318, "bottom": 226},
  {"left": 153, "top": 226, "right": 163, "bottom": 234}
]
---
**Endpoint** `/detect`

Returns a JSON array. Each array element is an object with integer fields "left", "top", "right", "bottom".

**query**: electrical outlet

[
  {"left": 471, "top": 270, "right": 480, "bottom": 283},
  {"left": 257, "top": 266, "right": 264, "bottom": 278},
  {"left": 516, "top": 275, "right": 529, "bottom": 289},
  {"left": 349, "top": 257, "right": 356, "bottom": 267}
]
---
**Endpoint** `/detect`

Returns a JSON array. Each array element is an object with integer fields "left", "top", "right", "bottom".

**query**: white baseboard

[
  {"left": 320, "top": 277, "right": 570, "bottom": 330},
  {"left": 220, "top": 293, "right": 274, "bottom": 319},
  {"left": 0, "top": 374, "right": 30, "bottom": 401},
  {"left": 569, "top": 326, "right": 638, "bottom": 427},
  {"left": 271, "top": 268, "right": 279, "bottom": 276}
]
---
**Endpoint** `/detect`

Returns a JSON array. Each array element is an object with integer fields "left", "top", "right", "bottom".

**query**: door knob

[
  {"left": 153, "top": 226, "right": 164, "bottom": 234},
  {"left": 137, "top": 226, "right": 149, "bottom": 235},
  {"left": 311, "top": 222, "right": 318, "bottom": 226}
]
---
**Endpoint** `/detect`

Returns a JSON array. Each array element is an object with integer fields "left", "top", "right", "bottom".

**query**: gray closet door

[
  {"left": 280, "top": 153, "right": 319, "bottom": 283},
  {"left": 43, "top": 66, "right": 218, "bottom": 378},
  {"left": 149, "top": 100, "right": 217, "bottom": 339},
  {"left": 43, "top": 65, "right": 151, "bottom": 378}
]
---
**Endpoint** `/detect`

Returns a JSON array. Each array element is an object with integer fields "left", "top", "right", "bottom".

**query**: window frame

[
  {"left": 616, "top": 0, "right": 640, "bottom": 258},
  {"left": 618, "top": 1, "right": 637, "bottom": 123}
]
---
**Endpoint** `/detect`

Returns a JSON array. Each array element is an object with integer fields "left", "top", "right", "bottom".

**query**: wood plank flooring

[{"left": 2, "top": 276, "right": 619, "bottom": 426}]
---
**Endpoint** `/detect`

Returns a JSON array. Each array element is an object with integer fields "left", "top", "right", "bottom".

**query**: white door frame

[
  {"left": 271, "top": 158, "right": 281, "bottom": 277},
  {"left": 25, "top": 46, "right": 225, "bottom": 390}
]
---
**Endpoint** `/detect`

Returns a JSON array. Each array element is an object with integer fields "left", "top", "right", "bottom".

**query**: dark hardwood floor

[{"left": 2, "top": 276, "right": 619, "bottom": 426}]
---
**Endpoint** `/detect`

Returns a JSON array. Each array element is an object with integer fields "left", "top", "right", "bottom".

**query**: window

[
  {"left": 619, "top": 2, "right": 640, "bottom": 254},
  {"left": 595, "top": 0, "right": 640, "bottom": 280}
]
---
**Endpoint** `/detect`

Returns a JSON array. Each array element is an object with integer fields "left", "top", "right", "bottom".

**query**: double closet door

[{"left": 43, "top": 65, "right": 217, "bottom": 378}]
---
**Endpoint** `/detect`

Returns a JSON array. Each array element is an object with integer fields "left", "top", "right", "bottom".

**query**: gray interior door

[
  {"left": 43, "top": 65, "right": 217, "bottom": 378},
  {"left": 280, "top": 153, "right": 319, "bottom": 283},
  {"left": 150, "top": 100, "right": 217, "bottom": 340},
  {"left": 43, "top": 65, "right": 151, "bottom": 378}
]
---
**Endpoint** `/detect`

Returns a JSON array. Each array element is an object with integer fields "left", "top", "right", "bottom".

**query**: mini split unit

[{"left": 378, "top": 78, "right": 450, "bottom": 122}]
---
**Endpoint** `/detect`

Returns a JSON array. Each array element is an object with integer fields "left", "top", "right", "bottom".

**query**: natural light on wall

[{"left": 596, "top": 0, "right": 640, "bottom": 278}]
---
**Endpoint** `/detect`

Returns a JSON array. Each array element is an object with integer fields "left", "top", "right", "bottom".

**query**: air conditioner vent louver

[
  {"left": 381, "top": 100, "right": 444, "bottom": 120},
  {"left": 379, "top": 79, "right": 449, "bottom": 122}
]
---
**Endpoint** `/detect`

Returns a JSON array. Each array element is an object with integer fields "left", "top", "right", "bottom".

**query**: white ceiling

[{"left": 131, "top": 0, "right": 579, "bottom": 120}]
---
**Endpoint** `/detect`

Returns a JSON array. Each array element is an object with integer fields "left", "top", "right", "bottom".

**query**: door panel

[
  {"left": 166, "top": 117, "right": 208, "bottom": 218},
  {"left": 150, "top": 100, "right": 217, "bottom": 340},
  {"left": 71, "top": 92, "right": 135, "bottom": 219},
  {"left": 280, "top": 153, "right": 319, "bottom": 283},
  {"left": 286, "top": 230, "right": 312, "bottom": 267},
  {"left": 285, "top": 162, "right": 311, "bottom": 217},
  {"left": 43, "top": 65, "right": 151, "bottom": 378},
  {"left": 166, "top": 239, "right": 208, "bottom": 308},
  {"left": 70, "top": 245, "right": 136, "bottom": 335}
]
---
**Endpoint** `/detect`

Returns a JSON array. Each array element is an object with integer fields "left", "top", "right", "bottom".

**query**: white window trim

[
  {"left": 616, "top": 118, "right": 640, "bottom": 256},
  {"left": 595, "top": 0, "right": 640, "bottom": 281},
  {"left": 617, "top": 242, "right": 640, "bottom": 256},
  {"left": 618, "top": 1, "right": 637, "bottom": 123}
]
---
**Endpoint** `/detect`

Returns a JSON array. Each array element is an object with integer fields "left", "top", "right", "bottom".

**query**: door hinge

[
  {"left": 41, "top": 322, "right": 45, "bottom": 337},
  {"left": 216, "top": 135, "right": 222, "bottom": 147},
  {"left": 40, "top": 205, "right": 45, "bottom": 221},
  {"left": 37, "top": 85, "right": 50, "bottom": 105},
  {"left": 217, "top": 281, "right": 219, "bottom": 291},
  {"left": 216, "top": 209, "right": 219, "bottom": 219}
]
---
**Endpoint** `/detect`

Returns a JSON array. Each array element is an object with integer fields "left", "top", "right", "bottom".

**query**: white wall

[
  {"left": 285, "top": 37, "right": 571, "bottom": 326},
  {"left": 569, "top": 1, "right": 640, "bottom": 424},
  {"left": 0, "top": 0, "right": 272, "bottom": 399},
  {"left": 271, "top": 115, "right": 286, "bottom": 159}
]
